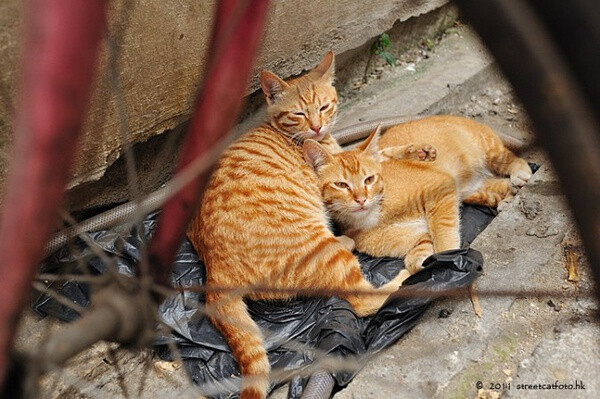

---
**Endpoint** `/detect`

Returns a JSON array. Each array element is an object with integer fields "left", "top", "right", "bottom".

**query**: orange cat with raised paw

[{"left": 304, "top": 117, "right": 532, "bottom": 278}]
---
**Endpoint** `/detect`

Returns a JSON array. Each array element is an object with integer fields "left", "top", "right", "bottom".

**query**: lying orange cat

[
  {"left": 304, "top": 116, "right": 532, "bottom": 277},
  {"left": 188, "top": 52, "right": 414, "bottom": 399}
]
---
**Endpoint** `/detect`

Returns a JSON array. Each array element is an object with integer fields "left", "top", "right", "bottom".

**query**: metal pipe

[
  {"left": 0, "top": 0, "right": 108, "bottom": 390},
  {"left": 146, "top": 0, "right": 271, "bottom": 287}
]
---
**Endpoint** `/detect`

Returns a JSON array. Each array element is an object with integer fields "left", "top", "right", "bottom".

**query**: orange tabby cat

[
  {"left": 304, "top": 116, "right": 532, "bottom": 277},
  {"left": 187, "top": 53, "right": 408, "bottom": 399},
  {"left": 381, "top": 116, "right": 533, "bottom": 207}
]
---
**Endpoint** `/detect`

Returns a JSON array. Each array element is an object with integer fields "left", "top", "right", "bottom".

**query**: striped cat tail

[{"left": 206, "top": 290, "right": 270, "bottom": 399}]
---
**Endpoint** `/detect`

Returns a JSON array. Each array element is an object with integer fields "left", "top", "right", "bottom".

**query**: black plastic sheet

[{"left": 35, "top": 204, "right": 491, "bottom": 398}]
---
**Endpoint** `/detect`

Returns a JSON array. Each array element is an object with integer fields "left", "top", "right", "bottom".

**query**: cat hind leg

[
  {"left": 463, "top": 178, "right": 512, "bottom": 207},
  {"left": 343, "top": 275, "right": 409, "bottom": 317},
  {"left": 509, "top": 161, "right": 532, "bottom": 192},
  {"left": 486, "top": 144, "right": 532, "bottom": 190}
]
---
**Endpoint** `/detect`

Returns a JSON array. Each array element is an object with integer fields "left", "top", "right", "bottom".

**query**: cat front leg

[
  {"left": 379, "top": 143, "right": 437, "bottom": 162},
  {"left": 404, "top": 232, "right": 435, "bottom": 275},
  {"left": 336, "top": 235, "right": 355, "bottom": 251},
  {"left": 318, "top": 132, "right": 344, "bottom": 154},
  {"left": 426, "top": 190, "right": 461, "bottom": 253}
]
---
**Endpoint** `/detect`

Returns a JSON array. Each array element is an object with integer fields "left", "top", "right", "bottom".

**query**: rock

[
  {"left": 519, "top": 198, "right": 542, "bottom": 220},
  {"left": 526, "top": 225, "right": 560, "bottom": 238}
]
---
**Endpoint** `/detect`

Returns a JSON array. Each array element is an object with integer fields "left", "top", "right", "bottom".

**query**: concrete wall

[{"left": 0, "top": 0, "right": 448, "bottom": 192}]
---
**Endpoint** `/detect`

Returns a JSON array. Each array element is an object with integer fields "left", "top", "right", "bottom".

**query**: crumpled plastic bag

[{"left": 35, "top": 204, "right": 492, "bottom": 398}]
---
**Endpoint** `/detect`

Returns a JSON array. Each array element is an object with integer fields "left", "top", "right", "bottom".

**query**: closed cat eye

[
  {"left": 364, "top": 175, "right": 375, "bottom": 185},
  {"left": 334, "top": 181, "right": 350, "bottom": 190},
  {"left": 293, "top": 111, "right": 306, "bottom": 117},
  {"left": 319, "top": 103, "right": 330, "bottom": 111}
]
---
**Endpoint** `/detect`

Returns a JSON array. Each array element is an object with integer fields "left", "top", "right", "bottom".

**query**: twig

[{"left": 469, "top": 283, "right": 483, "bottom": 317}]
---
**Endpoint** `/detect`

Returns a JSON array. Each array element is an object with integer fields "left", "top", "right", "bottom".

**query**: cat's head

[
  {"left": 260, "top": 51, "right": 338, "bottom": 144},
  {"left": 303, "top": 127, "right": 384, "bottom": 231}
]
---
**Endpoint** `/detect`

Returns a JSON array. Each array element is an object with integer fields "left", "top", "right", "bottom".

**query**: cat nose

[
  {"left": 310, "top": 125, "right": 322, "bottom": 134},
  {"left": 355, "top": 197, "right": 366, "bottom": 206}
]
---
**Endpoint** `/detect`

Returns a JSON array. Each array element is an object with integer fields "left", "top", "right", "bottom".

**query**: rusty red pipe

[
  {"left": 0, "top": 0, "right": 107, "bottom": 391},
  {"left": 147, "top": 0, "right": 270, "bottom": 286}
]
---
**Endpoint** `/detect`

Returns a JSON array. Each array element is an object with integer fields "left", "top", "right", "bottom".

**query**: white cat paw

[{"left": 510, "top": 171, "right": 532, "bottom": 192}]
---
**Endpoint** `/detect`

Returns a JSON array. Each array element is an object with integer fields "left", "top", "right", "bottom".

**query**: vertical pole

[
  {"left": 147, "top": 0, "right": 271, "bottom": 286},
  {"left": 0, "top": 0, "right": 108, "bottom": 390}
]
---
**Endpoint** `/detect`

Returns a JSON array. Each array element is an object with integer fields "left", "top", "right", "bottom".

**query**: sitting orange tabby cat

[
  {"left": 187, "top": 52, "right": 419, "bottom": 399},
  {"left": 304, "top": 116, "right": 532, "bottom": 277}
]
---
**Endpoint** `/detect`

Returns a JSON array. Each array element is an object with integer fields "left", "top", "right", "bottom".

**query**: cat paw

[
  {"left": 416, "top": 144, "right": 437, "bottom": 162},
  {"left": 404, "top": 256, "right": 427, "bottom": 275},
  {"left": 397, "top": 269, "right": 412, "bottom": 286},
  {"left": 510, "top": 170, "right": 532, "bottom": 192},
  {"left": 497, "top": 192, "right": 515, "bottom": 211},
  {"left": 337, "top": 235, "right": 355, "bottom": 251}
]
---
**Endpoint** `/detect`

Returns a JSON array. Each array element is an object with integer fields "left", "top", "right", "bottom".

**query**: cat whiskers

[{"left": 288, "top": 131, "right": 306, "bottom": 146}]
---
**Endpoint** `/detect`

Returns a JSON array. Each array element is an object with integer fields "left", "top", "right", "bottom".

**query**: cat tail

[
  {"left": 206, "top": 291, "right": 270, "bottom": 399},
  {"left": 495, "top": 129, "right": 530, "bottom": 153}
]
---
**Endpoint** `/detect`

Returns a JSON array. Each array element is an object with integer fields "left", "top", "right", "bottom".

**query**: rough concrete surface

[
  {"left": 0, "top": 0, "right": 448, "bottom": 197},
  {"left": 337, "top": 161, "right": 600, "bottom": 398},
  {"left": 14, "top": 17, "right": 600, "bottom": 399},
  {"left": 332, "top": 26, "right": 600, "bottom": 399}
]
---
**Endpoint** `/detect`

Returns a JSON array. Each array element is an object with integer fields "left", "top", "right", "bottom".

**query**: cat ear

[
  {"left": 303, "top": 139, "right": 334, "bottom": 172},
  {"left": 260, "top": 70, "right": 289, "bottom": 105},
  {"left": 358, "top": 125, "right": 382, "bottom": 160},
  {"left": 311, "top": 51, "right": 335, "bottom": 83}
]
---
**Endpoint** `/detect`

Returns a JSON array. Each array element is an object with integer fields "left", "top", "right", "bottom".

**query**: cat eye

[
  {"left": 334, "top": 181, "right": 350, "bottom": 190},
  {"left": 319, "top": 103, "right": 330, "bottom": 112},
  {"left": 364, "top": 175, "right": 375, "bottom": 185},
  {"left": 293, "top": 111, "right": 306, "bottom": 117}
]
